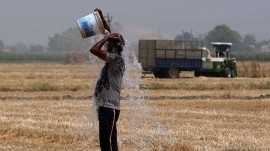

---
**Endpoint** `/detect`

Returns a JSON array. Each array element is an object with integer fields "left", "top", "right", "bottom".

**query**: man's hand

[{"left": 107, "top": 33, "right": 121, "bottom": 42}]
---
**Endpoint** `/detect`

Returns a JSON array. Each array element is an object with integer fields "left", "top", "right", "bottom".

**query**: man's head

[{"left": 107, "top": 34, "right": 125, "bottom": 54}]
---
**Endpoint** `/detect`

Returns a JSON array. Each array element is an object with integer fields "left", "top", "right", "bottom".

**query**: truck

[
  {"left": 138, "top": 40, "right": 204, "bottom": 78},
  {"left": 138, "top": 40, "right": 237, "bottom": 78},
  {"left": 194, "top": 42, "right": 238, "bottom": 78}
]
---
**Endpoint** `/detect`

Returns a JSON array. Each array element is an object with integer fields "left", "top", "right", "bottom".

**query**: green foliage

[
  {"left": 242, "top": 34, "right": 256, "bottom": 51},
  {"left": 231, "top": 51, "right": 270, "bottom": 61},
  {"left": 140, "top": 82, "right": 270, "bottom": 90},
  {"left": 30, "top": 44, "right": 44, "bottom": 52},
  {"left": 206, "top": 24, "right": 242, "bottom": 43},
  {"left": 0, "top": 51, "right": 66, "bottom": 62},
  {"left": 0, "top": 40, "right": 4, "bottom": 50},
  {"left": 266, "top": 82, "right": 270, "bottom": 89},
  {"left": 28, "top": 82, "right": 90, "bottom": 91},
  {"left": 175, "top": 31, "right": 194, "bottom": 41},
  {"left": 243, "top": 34, "right": 256, "bottom": 46},
  {"left": 173, "top": 25, "right": 261, "bottom": 51},
  {"left": 0, "top": 83, "right": 90, "bottom": 92},
  {"left": 204, "top": 24, "right": 247, "bottom": 51},
  {"left": 0, "top": 85, "right": 9, "bottom": 91},
  {"left": 65, "top": 84, "right": 90, "bottom": 91},
  {"left": 141, "top": 82, "right": 165, "bottom": 90},
  {"left": 29, "top": 82, "right": 57, "bottom": 91},
  {"left": 48, "top": 28, "right": 92, "bottom": 52},
  {"left": 0, "top": 51, "right": 90, "bottom": 63}
]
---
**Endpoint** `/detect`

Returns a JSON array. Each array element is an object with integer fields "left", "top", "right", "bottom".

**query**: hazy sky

[{"left": 0, "top": 0, "right": 269, "bottom": 46}]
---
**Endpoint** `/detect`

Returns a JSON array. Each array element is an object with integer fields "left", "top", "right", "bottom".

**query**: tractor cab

[
  {"left": 211, "top": 42, "right": 232, "bottom": 58},
  {"left": 195, "top": 42, "right": 237, "bottom": 78}
]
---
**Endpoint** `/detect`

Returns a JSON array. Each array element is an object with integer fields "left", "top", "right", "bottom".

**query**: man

[{"left": 90, "top": 8, "right": 125, "bottom": 151}]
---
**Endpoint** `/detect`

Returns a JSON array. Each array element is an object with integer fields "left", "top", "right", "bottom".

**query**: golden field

[{"left": 0, "top": 62, "right": 270, "bottom": 151}]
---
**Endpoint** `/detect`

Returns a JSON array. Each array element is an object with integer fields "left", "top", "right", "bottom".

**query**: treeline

[
  {"left": 0, "top": 51, "right": 68, "bottom": 62},
  {"left": 231, "top": 51, "right": 270, "bottom": 61},
  {"left": 1, "top": 23, "right": 270, "bottom": 62},
  {"left": 0, "top": 50, "right": 270, "bottom": 63},
  {"left": 175, "top": 24, "right": 270, "bottom": 52},
  {"left": 0, "top": 28, "right": 95, "bottom": 53}
]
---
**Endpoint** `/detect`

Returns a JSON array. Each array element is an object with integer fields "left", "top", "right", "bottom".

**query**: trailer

[{"left": 139, "top": 40, "right": 204, "bottom": 78}]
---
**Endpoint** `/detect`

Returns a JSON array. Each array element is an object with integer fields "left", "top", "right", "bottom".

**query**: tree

[
  {"left": 205, "top": 25, "right": 242, "bottom": 50},
  {"left": 175, "top": 31, "right": 193, "bottom": 41},
  {"left": 243, "top": 34, "right": 256, "bottom": 51},
  {"left": 255, "top": 39, "right": 270, "bottom": 51},
  {"left": 0, "top": 40, "right": 4, "bottom": 50},
  {"left": 30, "top": 44, "right": 45, "bottom": 52},
  {"left": 48, "top": 28, "right": 91, "bottom": 52},
  {"left": 206, "top": 24, "right": 242, "bottom": 42},
  {"left": 10, "top": 42, "right": 28, "bottom": 51},
  {"left": 48, "top": 33, "right": 64, "bottom": 52},
  {"left": 243, "top": 34, "right": 256, "bottom": 45}
]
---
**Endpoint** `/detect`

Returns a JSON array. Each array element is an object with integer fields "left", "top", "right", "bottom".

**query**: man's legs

[
  {"left": 98, "top": 107, "right": 120, "bottom": 151},
  {"left": 111, "top": 109, "right": 120, "bottom": 151}
]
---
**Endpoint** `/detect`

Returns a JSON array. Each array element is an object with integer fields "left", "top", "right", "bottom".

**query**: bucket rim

[{"left": 76, "top": 20, "right": 87, "bottom": 38}]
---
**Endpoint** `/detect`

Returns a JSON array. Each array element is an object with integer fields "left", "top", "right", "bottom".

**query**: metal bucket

[{"left": 77, "top": 11, "right": 106, "bottom": 39}]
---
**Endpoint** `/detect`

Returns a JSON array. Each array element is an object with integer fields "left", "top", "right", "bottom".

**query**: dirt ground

[{"left": 0, "top": 63, "right": 270, "bottom": 150}]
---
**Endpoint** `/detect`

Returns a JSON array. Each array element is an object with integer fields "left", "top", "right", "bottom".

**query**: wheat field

[{"left": 0, "top": 63, "right": 270, "bottom": 151}]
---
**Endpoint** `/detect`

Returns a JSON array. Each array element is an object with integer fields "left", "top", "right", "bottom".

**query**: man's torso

[{"left": 94, "top": 52, "right": 125, "bottom": 110}]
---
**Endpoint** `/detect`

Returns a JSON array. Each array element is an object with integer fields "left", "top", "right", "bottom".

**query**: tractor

[{"left": 194, "top": 42, "right": 237, "bottom": 78}]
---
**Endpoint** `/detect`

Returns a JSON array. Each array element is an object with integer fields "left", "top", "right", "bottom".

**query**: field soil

[{"left": 0, "top": 63, "right": 270, "bottom": 150}]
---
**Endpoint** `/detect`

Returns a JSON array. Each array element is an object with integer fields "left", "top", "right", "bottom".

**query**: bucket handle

[{"left": 94, "top": 11, "right": 106, "bottom": 34}]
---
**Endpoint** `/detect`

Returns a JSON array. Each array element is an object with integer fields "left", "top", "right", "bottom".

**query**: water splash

[
  {"left": 77, "top": 36, "right": 166, "bottom": 150},
  {"left": 121, "top": 41, "right": 168, "bottom": 149}
]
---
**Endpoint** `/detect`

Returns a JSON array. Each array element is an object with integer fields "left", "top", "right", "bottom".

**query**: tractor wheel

[
  {"left": 153, "top": 70, "right": 166, "bottom": 78},
  {"left": 194, "top": 71, "right": 200, "bottom": 77},
  {"left": 167, "top": 67, "right": 180, "bottom": 78},
  {"left": 224, "top": 67, "right": 232, "bottom": 78},
  {"left": 231, "top": 69, "right": 237, "bottom": 78}
]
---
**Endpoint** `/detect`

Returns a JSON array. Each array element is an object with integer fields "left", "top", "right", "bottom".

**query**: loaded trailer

[{"left": 139, "top": 40, "right": 204, "bottom": 78}]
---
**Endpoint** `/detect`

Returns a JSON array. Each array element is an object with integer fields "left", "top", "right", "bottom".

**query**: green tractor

[{"left": 194, "top": 42, "right": 237, "bottom": 78}]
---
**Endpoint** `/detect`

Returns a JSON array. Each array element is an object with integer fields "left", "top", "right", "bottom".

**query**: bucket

[{"left": 77, "top": 11, "right": 106, "bottom": 39}]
